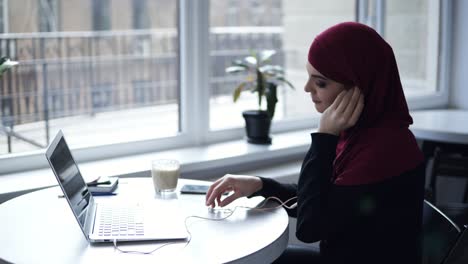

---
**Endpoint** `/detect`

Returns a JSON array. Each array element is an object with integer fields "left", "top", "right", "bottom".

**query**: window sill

[{"left": 0, "top": 129, "right": 313, "bottom": 201}]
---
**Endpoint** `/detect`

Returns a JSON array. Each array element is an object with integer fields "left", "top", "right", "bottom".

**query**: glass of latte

[{"left": 151, "top": 159, "right": 180, "bottom": 194}]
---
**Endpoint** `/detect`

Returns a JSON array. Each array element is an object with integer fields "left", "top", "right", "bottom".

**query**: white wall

[{"left": 449, "top": 0, "right": 468, "bottom": 109}]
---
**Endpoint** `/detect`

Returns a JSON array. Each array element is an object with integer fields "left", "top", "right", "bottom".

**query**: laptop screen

[{"left": 48, "top": 133, "right": 91, "bottom": 227}]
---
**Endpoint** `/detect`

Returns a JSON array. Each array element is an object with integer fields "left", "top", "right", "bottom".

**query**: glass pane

[
  {"left": 209, "top": 0, "right": 355, "bottom": 131},
  {"left": 384, "top": 0, "right": 439, "bottom": 95},
  {"left": 0, "top": 0, "right": 179, "bottom": 155}
]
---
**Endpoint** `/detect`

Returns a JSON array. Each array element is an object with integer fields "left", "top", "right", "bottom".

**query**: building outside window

[
  {"left": 0, "top": 0, "right": 449, "bottom": 175},
  {"left": 384, "top": 0, "right": 440, "bottom": 96},
  {"left": 0, "top": 0, "right": 4, "bottom": 33},
  {"left": 133, "top": 0, "right": 150, "bottom": 29},
  {"left": 38, "top": 0, "right": 59, "bottom": 32},
  {"left": 92, "top": 0, "right": 111, "bottom": 31}
]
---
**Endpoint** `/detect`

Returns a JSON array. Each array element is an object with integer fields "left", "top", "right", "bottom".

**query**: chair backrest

[
  {"left": 442, "top": 226, "right": 468, "bottom": 264},
  {"left": 423, "top": 200, "right": 461, "bottom": 264},
  {"left": 429, "top": 147, "right": 468, "bottom": 204}
]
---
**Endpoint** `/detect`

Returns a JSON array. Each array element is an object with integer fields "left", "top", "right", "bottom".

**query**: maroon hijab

[{"left": 308, "top": 22, "right": 424, "bottom": 185}]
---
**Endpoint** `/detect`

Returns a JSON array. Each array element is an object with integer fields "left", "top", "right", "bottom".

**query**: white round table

[{"left": 0, "top": 178, "right": 289, "bottom": 264}]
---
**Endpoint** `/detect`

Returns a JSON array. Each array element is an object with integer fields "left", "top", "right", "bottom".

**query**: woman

[{"left": 205, "top": 22, "right": 425, "bottom": 264}]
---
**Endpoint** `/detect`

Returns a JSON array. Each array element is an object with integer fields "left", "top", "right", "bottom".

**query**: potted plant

[
  {"left": 0, "top": 57, "right": 18, "bottom": 76},
  {"left": 225, "top": 49, "right": 294, "bottom": 144}
]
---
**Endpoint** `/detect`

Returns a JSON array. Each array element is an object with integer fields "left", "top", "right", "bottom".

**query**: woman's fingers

[
  {"left": 349, "top": 94, "right": 365, "bottom": 126},
  {"left": 343, "top": 87, "right": 361, "bottom": 119},
  {"left": 331, "top": 90, "right": 348, "bottom": 111},
  {"left": 218, "top": 192, "right": 242, "bottom": 207},
  {"left": 319, "top": 86, "right": 364, "bottom": 135},
  {"left": 206, "top": 177, "right": 223, "bottom": 205},
  {"left": 206, "top": 178, "right": 230, "bottom": 206},
  {"left": 205, "top": 174, "right": 261, "bottom": 208}
]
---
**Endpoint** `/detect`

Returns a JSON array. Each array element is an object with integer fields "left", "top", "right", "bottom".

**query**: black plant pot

[{"left": 242, "top": 110, "right": 272, "bottom": 144}]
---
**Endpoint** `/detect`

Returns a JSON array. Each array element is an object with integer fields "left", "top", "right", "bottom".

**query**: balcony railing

[{"left": 0, "top": 27, "right": 283, "bottom": 153}]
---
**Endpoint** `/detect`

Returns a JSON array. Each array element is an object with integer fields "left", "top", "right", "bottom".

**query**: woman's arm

[
  {"left": 251, "top": 133, "right": 338, "bottom": 221},
  {"left": 250, "top": 177, "right": 298, "bottom": 216},
  {"left": 295, "top": 133, "right": 338, "bottom": 243}
]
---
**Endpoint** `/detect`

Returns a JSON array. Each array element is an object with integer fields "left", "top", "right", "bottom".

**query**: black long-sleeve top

[{"left": 253, "top": 133, "right": 425, "bottom": 264}]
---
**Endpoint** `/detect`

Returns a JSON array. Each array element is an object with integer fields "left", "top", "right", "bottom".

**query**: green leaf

[
  {"left": 259, "top": 50, "right": 276, "bottom": 63},
  {"left": 232, "top": 59, "right": 250, "bottom": 68},
  {"left": 233, "top": 82, "right": 247, "bottom": 102},
  {"left": 244, "top": 56, "right": 257, "bottom": 66},
  {"left": 0, "top": 58, "right": 18, "bottom": 75},
  {"left": 225, "top": 66, "right": 247, "bottom": 74},
  {"left": 266, "top": 83, "right": 278, "bottom": 119},
  {"left": 258, "top": 65, "right": 272, "bottom": 73},
  {"left": 275, "top": 76, "right": 295, "bottom": 90},
  {"left": 271, "top": 65, "right": 285, "bottom": 72},
  {"left": 259, "top": 65, "right": 284, "bottom": 75},
  {"left": 227, "top": 50, "right": 291, "bottom": 113},
  {"left": 256, "top": 69, "right": 265, "bottom": 108}
]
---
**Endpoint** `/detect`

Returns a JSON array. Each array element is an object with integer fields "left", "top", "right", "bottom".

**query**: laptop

[
  {"left": 45, "top": 130, "right": 188, "bottom": 243},
  {"left": 443, "top": 226, "right": 468, "bottom": 264}
]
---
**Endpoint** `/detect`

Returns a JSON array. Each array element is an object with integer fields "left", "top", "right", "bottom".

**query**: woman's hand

[
  {"left": 205, "top": 174, "right": 263, "bottom": 208},
  {"left": 318, "top": 86, "right": 364, "bottom": 135}
]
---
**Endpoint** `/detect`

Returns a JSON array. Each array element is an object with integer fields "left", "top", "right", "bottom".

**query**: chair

[
  {"left": 442, "top": 225, "right": 468, "bottom": 264},
  {"left": 423, "top": 200, "right": 461, "bottom": 264},
  {"left": 427, "top": 147, "right": 468, "bottom": 228},
  {"left": 279, "top": 200, "right": 459, "bottom": 263}
]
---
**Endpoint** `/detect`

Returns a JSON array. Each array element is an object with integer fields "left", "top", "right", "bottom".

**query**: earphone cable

[{"left": 112, "top": 195, "right": 298, "bottom": 254}]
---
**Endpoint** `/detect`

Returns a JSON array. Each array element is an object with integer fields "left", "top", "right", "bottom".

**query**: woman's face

[{"left": 305, "top": 62, "right": 346, "bottom": 113}]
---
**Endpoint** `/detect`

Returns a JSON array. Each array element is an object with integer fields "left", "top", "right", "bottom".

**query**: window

[
  {"left": 0, "top": 0, "right": 449, "bottom": 174},
  {"left": 208, "top": 0, "right": 356, "bottom": 131},
  {"left": 0, "top": 0, "right": 5, "bottom": 33},
  {"left": 360, "top": 0, "right": 441, "bottom": 97},
  {"left": 38, "top": 0, "right": 59, "bottom": 32},
  {"left": 92, "top": 0, "right": 111, "bottom": 31},
  {"left": 384, "top": 0, "right": 440, "bottom": 96},
  {"left": 132, "top": 0, "right": 150, "bottom": 29},
  {"left": 0, "top": 0, "right": 179, "bottom": 159}
]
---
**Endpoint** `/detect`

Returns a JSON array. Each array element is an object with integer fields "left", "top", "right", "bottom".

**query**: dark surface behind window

[
  {"left": 92, "top": 0, "right": 111, "bottom": 31},
  {"left": 133, "top": 0, "right": 150, "bottom": 29}
]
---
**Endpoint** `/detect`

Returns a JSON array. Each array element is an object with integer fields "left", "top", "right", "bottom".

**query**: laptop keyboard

[{"left": 96, "top": 205, "right": 145, "bottom": 237}]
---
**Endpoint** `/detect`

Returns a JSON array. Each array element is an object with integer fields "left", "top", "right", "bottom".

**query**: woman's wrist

[
  {"left": 253, "top": 176, "right": 263, "bottom": 193},
  {"left": 317, "top": 127, "right": 340, "bottom": 136}
]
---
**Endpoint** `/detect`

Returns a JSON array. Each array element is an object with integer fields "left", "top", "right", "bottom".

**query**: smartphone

[{"left": 180, "top": 184, "right": 210, "bottom": 195}]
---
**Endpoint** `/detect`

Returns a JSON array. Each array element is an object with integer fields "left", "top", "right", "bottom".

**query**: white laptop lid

[
  {"left": 45, "top": 130, "right": 96, "bottom": 240},
  {"left": 45, "top": 130, "right": 188, "bottom": 243}
]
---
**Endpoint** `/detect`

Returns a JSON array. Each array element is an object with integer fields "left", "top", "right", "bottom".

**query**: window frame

[
  {"left": 0, "top": 0, "right": 451, "bottom": 175},
  {"left": 397, "top": 0, "right": 451, "bottom": 110},
  {"left": 358, "top": 0, "right": 451, "bottom": 109}
]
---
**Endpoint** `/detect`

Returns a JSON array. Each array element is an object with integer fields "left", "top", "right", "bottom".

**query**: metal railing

[{"left": 0, "top": 27, "right": 283, "bottom": 153}]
